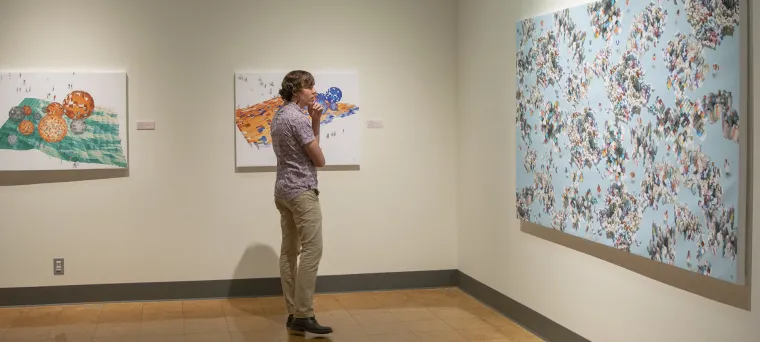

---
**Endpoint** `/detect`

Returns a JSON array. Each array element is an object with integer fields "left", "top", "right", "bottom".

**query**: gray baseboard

[
  {"left": 0, "top": 269, "right": 587, "bottom": 342},
  {"left": 456, "top": 271, "right": 590, "bottom": 342},
  {"left": 0, "top": 269, "right": 458, "bottom": 307}
]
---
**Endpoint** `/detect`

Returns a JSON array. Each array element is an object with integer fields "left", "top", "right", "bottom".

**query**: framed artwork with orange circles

[{"left": 0, "top": 71, "right": 128, "bottom": 170}]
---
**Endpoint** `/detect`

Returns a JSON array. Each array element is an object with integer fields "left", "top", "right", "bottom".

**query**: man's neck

[{"left": 287, "top": 101, "right": 308, "bottom": 113}]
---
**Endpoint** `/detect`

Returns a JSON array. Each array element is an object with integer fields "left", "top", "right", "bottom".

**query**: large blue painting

[{"left": 515, "top": 0, "right": 743, "bottom": 283}]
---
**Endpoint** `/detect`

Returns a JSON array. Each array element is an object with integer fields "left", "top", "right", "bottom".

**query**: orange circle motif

[
  {"left": 22, "top": 105, "right": 32, "bottom": 116},
  {"left": 18, "top": 120, "right": 34, "bottom": 135},
  {"left": 62, "top": 90, "right": 95, "bottom": 120},
  {"left": 46, "top": 102, "right": 64, "bottom": 117},
  {"left": 38, "top": 115, "right": 68, "bottom": 143}
]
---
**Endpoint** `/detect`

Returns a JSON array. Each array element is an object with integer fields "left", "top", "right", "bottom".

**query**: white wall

[
  {"left": 0, "top": 0, "right": 459, "bottom": 288},
  {"left": 457, "top": 0, "right": 760, "bottom": 341}
]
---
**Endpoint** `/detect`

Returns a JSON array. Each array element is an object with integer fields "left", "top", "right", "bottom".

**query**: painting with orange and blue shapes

[
  {"left": 515, "top": 0, "right": 745, "bottom": 284},
  {"left": 234, "top": 71, "right": 360, "bottom": 167}
]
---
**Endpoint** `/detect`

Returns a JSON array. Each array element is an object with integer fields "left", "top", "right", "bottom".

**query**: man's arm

[
  {"left": 296, "top": 117, "right": 325, "bottom": 167},
  {"left": 312, "top": 116, "right": 321, "bottom": 145},
  {"left": 304, "top": 139, "right": 325, "bottom": 167}
]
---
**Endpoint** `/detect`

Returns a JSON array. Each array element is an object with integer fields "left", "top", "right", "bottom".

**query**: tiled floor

[{"left": 0, "top": 287, "right": 543, "bottom": 341}]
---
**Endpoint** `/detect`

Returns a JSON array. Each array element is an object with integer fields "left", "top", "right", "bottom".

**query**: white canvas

[
  {"left": 234, "top": 71, "right": 361, "bottom": 168},
  {"left": 0, "top": 71, "right": 128, "bottom": 170}
]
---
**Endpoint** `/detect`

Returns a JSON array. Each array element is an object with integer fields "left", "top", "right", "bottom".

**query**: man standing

[{"left": 270, "top": 70, "right": 332, "bottom": 335}]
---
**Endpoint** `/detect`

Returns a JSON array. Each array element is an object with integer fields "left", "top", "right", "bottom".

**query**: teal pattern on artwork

[{"left": 0, "top": 98, "right": 127, "bottom": 168}]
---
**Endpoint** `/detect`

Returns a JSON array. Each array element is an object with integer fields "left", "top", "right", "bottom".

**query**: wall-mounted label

[
  {"left": 366, "top": 120, "right": 383, "bottom": 129},
  {"left": 137, "top": 122, "right": 156, "bottom": 130}
]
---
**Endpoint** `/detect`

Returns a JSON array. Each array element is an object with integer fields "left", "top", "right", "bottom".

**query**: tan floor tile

[
  {"left": 317, "top": 307, "right": 350, "bottom": 318},
  {"left": 498, "top": 325, "right": 542, "bottom": 342},
  {"left": 48, "top": 336, "right": 96, "bottom": 342},
  {"left": 333, "top": 293, "right": 383, "bottom": 313},
  {"left": 319, "top": 318, "right": 365, "bottom": 336},
  {"left": 93, "top": 322, "right": 141, "bottom": 339},
  {"left": 400, "top": 289, "right": 447, "bottom": 300},
  {"left": 139, "top": 334, "right": 185, "bottom": 342},
  {"left": 414, "top": 329, "right": 468, "bottom": 342},
  {"left": 59, "top": 304, "right": 103, "bottom": 310},
  {"left": 57, "top": 304, "right": 102, "bottom": 325},
  {"left": 351, "top": 311, "right": 398, "bottom": 325},
  {"left": 100, "top": 303, "right": 142, "bottom": 312},
  {"left": 2, "top": 288, "right": 541, "bottom": 342},
  {"left": 0, "top": 308, "right": 21, "bottom": 328},
  {"left": 480, "top": 312, "right": 518, "bottom": 328},
  {"left": 334, "top": 292, "right": 378, "bottom": 302},
  {"left": 456, "top": 299, "right": 497, "bottom": 315},
  {"left": 141, "top": 301, "right": 183, "bottom": 321},
  {"left": 372, "top": 291, "right": 420, "bottom": 309},
  {"left": 312, "top": 313, "right": 357, "bottom": 328},
  {"left": 403, "top": 319, "right": 453, "bottom": 333},
  {"left": 2, "top": 326, "right": 53, "bottom": 341},
  {"left": 99, "top": 303, "right": 143, "bottom": 324},
  {"left": 266, "top": 313, "right": 292, "bottom": 330},
  {"left": 226, "top": 315, "right": 272, "bottom": 332},
  {"left": 519, "top": 336, "right": 545, "bottom": 342},
  {"left": 183, "top": 317, "right": 228, "bottom": 335},
  {"left": 139, "top": 319, "right": 185, "bottom": 336},
  {"left": 403, "top": 289, "right": 449, "bottom": 301},
  {"left": 184, "top": 332, "right": 231, "bottom": 342},
  {"left": 443, "top": 316, "right": 491, "bottom": 330},
  {"left": 346, "top": 308, "right": 389, "bottom": 316},
  {"left": 222, "top": 298, "right": 265, "bottom": 317},
  {"left": 313, "top": 295, "right": 342, "bottom": 312},
  {"left": 304, "top": 330, "right": 373, "bottom": 342},
  {"left": 257, "top": 297, "right": 287, "bottom": 315},
  {"left": 430, "top": 307, "right": 478, "bottom": 321},
  {"left": 371, "top": 290, "right": 411, "bottom": 301},
  {"left": 370, "top": 332, "right": 421, "bottom": 342},
  {"left": 457, "top": 325, "right": 509, "bottom": 341},
  {"left": 359, "top": 321, "right": 411, "bottom": 335},
  {"left": 47, "top": 323, "right": 97, "bottom": 340},
  {"left": 263, "top": 306, "right": 289, "bottom": 315},
  {"left": 11, "top": 306, "right": 62, "bottom": 328},
  {"left": 433, "top": 296, "right": 476, "bottom": 309},
  {"left": 230, "top": 329, "right": 289, "bottom": 342},
  {"left": 92, "top": 337, "right": 139, "bottom": 342},
  {"left": 388, "top": 308, "right": 438, "bottom": 322},
  {"left": 183, "top": 300, "right": 225, "bottom": 319}
]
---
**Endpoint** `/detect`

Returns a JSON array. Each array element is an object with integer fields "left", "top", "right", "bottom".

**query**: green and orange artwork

[{"left": 0, "top": 92, "right": 127, "bottom": 168}]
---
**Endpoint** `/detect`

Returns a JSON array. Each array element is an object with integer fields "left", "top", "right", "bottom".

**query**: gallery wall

[
  {"left": 457, "top": 0, "right": 760, "bottom": 341},
  {"left": 0, "top": 0, "right": 459, "bottom": 288}
]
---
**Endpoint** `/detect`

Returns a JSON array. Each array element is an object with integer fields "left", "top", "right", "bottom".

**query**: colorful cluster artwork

[
  {"left": 515, "top": 0, "right": 742, "bottom": 283},
  {"left": 234, "top": 71, "right": 360, "bottom": 167},
  {"left": 0, "top": 72, "right": 128, "bottom": 170}
]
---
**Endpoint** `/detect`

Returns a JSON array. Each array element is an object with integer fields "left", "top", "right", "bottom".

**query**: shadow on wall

[{"left": 228, "top": 243, "right": 283, "bottom": 298}]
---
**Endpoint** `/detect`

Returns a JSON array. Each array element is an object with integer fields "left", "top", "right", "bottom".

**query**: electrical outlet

[{"left": 54, "top": 258, "right": 64, "bottom": 275}]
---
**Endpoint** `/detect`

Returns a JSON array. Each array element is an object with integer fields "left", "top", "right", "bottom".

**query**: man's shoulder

[
  {"left": 276, "top": 105, "right": 307, "bottom": 124},
  {"left": 279, "top": 102, "right": 304, "bottom": 115}
]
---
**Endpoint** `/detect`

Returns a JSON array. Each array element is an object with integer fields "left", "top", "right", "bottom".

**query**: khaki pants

[{"left": 275, "top": 189, "right": 323, "bottom": 319}]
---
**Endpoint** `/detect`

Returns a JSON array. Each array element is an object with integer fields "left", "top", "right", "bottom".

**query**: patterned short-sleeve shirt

[{"left": 271, "top": 101, "right": 318, "bottom": 200}]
